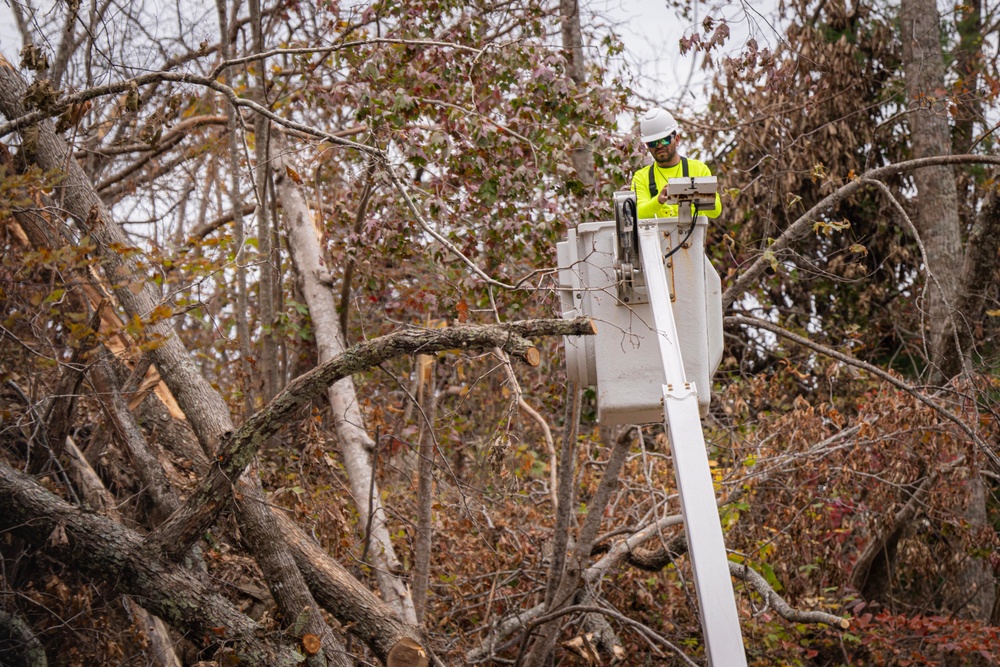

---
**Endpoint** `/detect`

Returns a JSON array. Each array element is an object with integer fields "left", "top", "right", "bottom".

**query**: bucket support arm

[{"left": 636, "top": 222, "right": 747, "bottom": 667}]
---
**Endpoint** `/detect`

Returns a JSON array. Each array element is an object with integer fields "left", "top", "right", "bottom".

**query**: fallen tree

[{"left": 0, "top": 41, "right": 596, "bottom": 665}]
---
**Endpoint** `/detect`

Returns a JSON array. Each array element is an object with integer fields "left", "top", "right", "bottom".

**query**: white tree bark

[{"left": 272, "top": 139, "right": 417, "bottom": 624}]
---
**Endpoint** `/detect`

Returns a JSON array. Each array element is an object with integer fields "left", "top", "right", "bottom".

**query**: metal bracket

[
  {"left": 666, "top": 176, "right": 718, "bottom": 227},
  {"left": 663, "top": 381, "right": 698, "bottom": 401},
  {"left": 613, "top": 191, "right": 648, "bottom": 305}
]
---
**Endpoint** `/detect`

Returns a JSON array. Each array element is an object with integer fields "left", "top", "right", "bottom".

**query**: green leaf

[
  {"left": 43, "top": 289, "right": 65, "bottom": 304},
  {"left": 759, "top": 561, "right": 782, "bottom": 591},
  {"left": 762, "top": 249, "right": 779, "bottom": 271}
]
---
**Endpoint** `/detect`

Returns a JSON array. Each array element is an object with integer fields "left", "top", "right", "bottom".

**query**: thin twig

[
  {"left": 722, "top": 154, "right": 1000, "bottom": 308},
  {"left": 726, "top": 315, "right": 999, "bottom": 469}
]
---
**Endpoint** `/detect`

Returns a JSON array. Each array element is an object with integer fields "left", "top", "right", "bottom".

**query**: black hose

[
  {"left": 623, "top": 197, "right": 637, "bottom": 224},
  {"left": 663, "top": 203, "right": 700, "bottom": 261}
]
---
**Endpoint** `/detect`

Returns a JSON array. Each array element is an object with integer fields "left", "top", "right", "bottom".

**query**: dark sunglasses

[{"left": 646, "top": 134, "right": 675, "bottom": 149}]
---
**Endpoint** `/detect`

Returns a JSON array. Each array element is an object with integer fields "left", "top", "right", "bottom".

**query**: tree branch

[
  {"left": 519, "top": 604, "right": 700, "bottom": 667},
  {"left": 186, "top": 202, "right": 258, "bottom": 241},
  {"left": 730, "top": 561, "right": 850, "bottom": 629},
  {"left": 722, "top": 154, "right": 1000, "bottom": 309},
  {"left": 211, "top": 38, "right": 487, "bottom": 80},
  {"left": 862, "top": 177, "right": 968, "bottom": 379},
  {"left": 725, "top": 315, "right": 999, "bottom": 469},
  {"left": 146, "top": 318, "right": 595, "bottom": 559},
  {"left": 849, "top": 458, "right": 965, "bottom": 601},
  {"left": 0, "top": 460, "right": 304, "bottom": 666},
  {"left": 88, "top": 354, "right": 181, "bottom": 524},
  {"left": 0, "top": 53, "right": 541, "bottom": 294}
]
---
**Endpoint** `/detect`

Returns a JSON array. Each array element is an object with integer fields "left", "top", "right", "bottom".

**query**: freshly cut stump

[{"left": 386, "top": 638, "right": 428, "bottom": 667}]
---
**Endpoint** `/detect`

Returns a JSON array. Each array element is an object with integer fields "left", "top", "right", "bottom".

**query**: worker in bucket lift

[{"left": 631, "top": 107, "right": 722, "bottom": 220}]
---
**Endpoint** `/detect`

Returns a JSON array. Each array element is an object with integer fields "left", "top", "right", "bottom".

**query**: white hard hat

[{"left": 639, "top": 107, "right": 679, "bottom": 142}]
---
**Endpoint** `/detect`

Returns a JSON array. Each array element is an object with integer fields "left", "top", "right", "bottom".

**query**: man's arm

[
  {"left": 632, "top": 161, "right": 722, "bottom": 219},
  {"left": 632, "top": 167, "right": 663, "bottom": 219}
]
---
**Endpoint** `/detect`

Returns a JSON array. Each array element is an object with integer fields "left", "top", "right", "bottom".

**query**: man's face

[{"left": 646, "top": 133, "right": 677, "bottom": 166}]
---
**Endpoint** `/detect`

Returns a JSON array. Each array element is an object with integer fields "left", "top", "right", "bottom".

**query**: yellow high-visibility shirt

[{"left": 631, "top": 158, "right": 722, "bottom": 220}]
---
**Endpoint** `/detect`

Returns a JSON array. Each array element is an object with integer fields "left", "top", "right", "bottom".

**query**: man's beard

[{"left": 655, "top": 146, "right": 676, "bottom": 166}]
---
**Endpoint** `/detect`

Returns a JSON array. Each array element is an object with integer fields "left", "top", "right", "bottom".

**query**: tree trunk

[
  {"left": 274, "top": 510, "right": 423, "bottom": 664},
  {"left": 411, "top": 353, "right": 437, "bottom": 623},
  {"left": 0, "top": 460, "right": 304, "bottom": 667},
  {"left": 943, "top": 470, "right": 996, "bottom": 621},
  {"left": 954, "top": 192, "right": 1000, "bottom": 365},
  {"left": 560, "top": 0, "right": 594, "bottom": 190},
  {"left": 237, "top": 464, "right": 349, "bottom": 667},
  {"left": 248, "top": 0, "right": 280, "bottom": 403},
  {"left": 543, "top": 380, "right": 581, "bottom": 609},
  {"left": 0, "top": 53, "right": 348, "bottom": 659},
  {"left": 521, "top": 428, "right": 634, "bottom": 667},
  {"left": 271, "top": 135, "right": 418, "bottom": 624},
  {"left": 952, "top": 0, "right": 983, "bottom": 155},
  {"left": 898, "top": 0, "right": 996, "bottom": 625},
  {"left": 900, "top": 0, "right": 964, "bottom": 379},
  {"left": 215, "top": 0, "right": 255, "bottom": 414}
]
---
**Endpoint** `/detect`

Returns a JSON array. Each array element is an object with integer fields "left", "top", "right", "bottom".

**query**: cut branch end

[{"left": 386, "top": 637, "right": 428, "bottom": 667}]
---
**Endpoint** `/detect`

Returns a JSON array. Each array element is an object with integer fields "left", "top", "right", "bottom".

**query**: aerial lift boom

[{"left": 558, "top": 178, "right": 747, "bottom": 666}]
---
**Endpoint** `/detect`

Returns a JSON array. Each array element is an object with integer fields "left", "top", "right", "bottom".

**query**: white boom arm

[{"left": 637, "top": 222, "right": 748, "bottom": 667}]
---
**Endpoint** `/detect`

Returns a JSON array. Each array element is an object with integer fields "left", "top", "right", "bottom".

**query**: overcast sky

[{"left": 592, "top": 0, "right": 781, "bottom": 109}]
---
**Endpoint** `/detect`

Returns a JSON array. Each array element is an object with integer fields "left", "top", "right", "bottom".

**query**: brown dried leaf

[
  {"left": 20, "top": 44, "right": 49, "bottom": 71},
  {"left": 562, "top": 633, "right": 600, "bottom": 665},
  {"left": 48, "top": 522, "right": 69, "bottom": 547}
]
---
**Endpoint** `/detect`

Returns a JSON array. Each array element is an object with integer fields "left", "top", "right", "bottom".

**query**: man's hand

[{"left": 657, "top": 190, "right": 670, "bottom": 205}]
